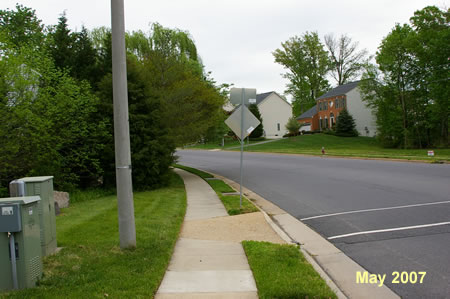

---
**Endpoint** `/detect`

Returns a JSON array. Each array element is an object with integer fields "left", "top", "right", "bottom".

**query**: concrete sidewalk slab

[
  {"left": 156, "top": 169, "right": 258, "bottom": 298},
  {"left": 157, "top": 270, "right": 256, "bottom": 293},
  {"left": 156, "top": 292, "right": 258, "bottom": 299}
]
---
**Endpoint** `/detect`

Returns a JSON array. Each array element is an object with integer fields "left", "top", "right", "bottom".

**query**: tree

[
  {"left": 335, "top": 109, "right": 358, "bottom": 137},
  {"left": 324, "top": 34, "right": 369, "bottom": 85},
  {"left": 248, "top": 103, "right": 264, "bottom": 138},
  {"left": 0, "top": 46, "right": 108, "bottom": 190},
  {"left": 72, "top": 26, "right": 99, "bottom": 86},
  {"left": 360, "top": 6, "right": 449, "bottom": 148},
  {"left": 409, "top": 6, "right": 449, "bottom": 147},
  {"left": 273, "top": 32, "right": 330, "bottom": 116},
  {"left": 47, "top": 12, "right": 75, "bottom": 72},
  {"left": 285, "top": 116, "right": 302, "bottom": 135},
  {"left": 0, "top": 4, "right": 44, "bottom": 50}
]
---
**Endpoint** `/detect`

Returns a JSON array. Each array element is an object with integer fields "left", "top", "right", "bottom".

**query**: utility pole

[{"left": 111, "top": 0, "right": 136, "bottom": 249}]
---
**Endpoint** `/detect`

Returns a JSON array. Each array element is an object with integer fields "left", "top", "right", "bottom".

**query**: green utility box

[
  {"left": 10, "top": 177, "right": 57, "bottom": 256},
  {"left": 0, "top": 196, "right": 43, "bottom": 291}
]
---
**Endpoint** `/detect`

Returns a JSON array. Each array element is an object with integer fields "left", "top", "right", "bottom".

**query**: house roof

[
  {"left": 296, "top": 105, "right": 317, "bottom": 120},
  {"left": 316, "top": 81, "right": 360, "bottom": 101},
  {"left": 256, "top": 92, "right": 273, "bottom": 105}
]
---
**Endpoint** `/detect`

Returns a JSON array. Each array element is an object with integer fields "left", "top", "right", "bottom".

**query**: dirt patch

[{"left": 181, "top": 212, "right": 285, "bottom": 244}]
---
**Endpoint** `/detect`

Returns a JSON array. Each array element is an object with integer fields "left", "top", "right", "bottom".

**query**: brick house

[
  {"left": 296, "top": 106, "right": 319, "bottom": 131},
  {"left": 297, "top": 81, "right": 376, "bottom": 136}
]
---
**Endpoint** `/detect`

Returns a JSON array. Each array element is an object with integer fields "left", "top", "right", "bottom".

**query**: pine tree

[
  {"left": 72, "top": 26, "right": 99, "bottom": 86},
  {"left": 248, "top": 103, "right": 264, "bottom": 138},
  {"left": 48, "top": 12, "right": 75, "bottom": 71},
  {"left": 335, "top": 109, "right": 358, "bottom": 137}
]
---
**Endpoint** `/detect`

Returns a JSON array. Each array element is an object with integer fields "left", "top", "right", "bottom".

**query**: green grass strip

[
  {"left": 4, "top": 171, "right": 186, "bottom": 298},
  {"left": 173, "top": 163, "right": 213, "bottom": 179},
  {"left": 243, "top": 241, "right": 337, "bottom": 299},
  {"left": 173, "top": 164, "right": 258, "bottom": 215}
]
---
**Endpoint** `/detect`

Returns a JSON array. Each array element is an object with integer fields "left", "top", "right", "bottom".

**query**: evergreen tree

[
  {"left": 335, "top": 109, "right": 358, "bottom": 137},
  {"left": 72, "top": 26, "right": 99, "bottom": 86},
  {"left": 48, "top": 12, "right": 75, "bottom": 71},
  {"left": 248, "top": 103, "right": 264, "bottom": 138}
]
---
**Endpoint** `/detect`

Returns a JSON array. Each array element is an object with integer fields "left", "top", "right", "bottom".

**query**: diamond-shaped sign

[
  {"left": 230, "top": 88, "right": 257, "bottom": 106},
  {"left": 225, "top": 105, "right": 261, "bottom": 140}
]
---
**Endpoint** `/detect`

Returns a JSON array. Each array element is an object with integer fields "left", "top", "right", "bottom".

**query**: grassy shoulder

[
  {"left": 243, "top": 241, "right": 337, "bottom": 299},
  {"left": 183, "top": 138, "right": 266, "bottom": 150},
  {"left": 4, "top": 171, "right": 186, "bottom": 298},
  {"left": 237, "top": 134, "right": 450, "bottom": 162},
  {"left": 173, "top": 164, "right": 258, "bottom": 215}
]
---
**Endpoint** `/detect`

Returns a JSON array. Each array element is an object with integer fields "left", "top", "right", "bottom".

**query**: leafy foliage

[
  {"left": 360, "top": 6, "right": 449, "bottom": 148},
  {"left": 285, "top": 116, "right": 302, "bottom": 135},
  {"left": 0, "top": 47, "right": 108, "bottom": 190},
  {"left": 0, "top": 5, "right": 227, "bottom": 193},
  {"left": 273, "top": 32, "right": 330, "bottom": 116}
]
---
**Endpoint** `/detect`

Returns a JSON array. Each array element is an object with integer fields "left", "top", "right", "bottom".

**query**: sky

[{"left": 1, "top": 0, "right": 448, "bottom": 98}]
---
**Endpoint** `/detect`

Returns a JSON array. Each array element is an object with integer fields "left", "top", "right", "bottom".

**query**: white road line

[
  {"left": 301, "top": 200, "right": 450, "bottom": 221},
  {"left": 328, "top": 221, "right": 450, "bottom": 240}
]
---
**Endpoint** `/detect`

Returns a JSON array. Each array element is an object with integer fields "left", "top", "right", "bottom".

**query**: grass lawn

[
  {"left": 173, "top": 164, "right": 213, "bottom": 179},
  {"left": 238, "top": 134, "right": 450, "bottom": 162},
  {"left": 173, "top": 164, "right": 258, "bottom": 215},
  {"left": 243, "top": 241, "right": 337, "bottom": 299},
  {"left": 3, "top": 171, "right": 186, "bottom": 298},
  {"left": 183, "top": 139, "right": 265, "bottom": 150}
]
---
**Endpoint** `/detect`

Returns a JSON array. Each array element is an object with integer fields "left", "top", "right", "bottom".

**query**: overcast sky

[{"left": 1, "top": 0, "right": 448, "bottom": 97}]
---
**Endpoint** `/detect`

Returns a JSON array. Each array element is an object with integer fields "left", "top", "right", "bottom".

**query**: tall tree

[
  {"left": 409, "top": 6, "right": 449, "bottom": 147},
  {"left": 324, "top": 34, "right": 369, "bottom": 85},
  {"left": 361, "top": 6, "right": 449, "bottom": 148},
  {"left": 0, "top": 4, "right": 44, "bottom": 50},
  {"left": 273, "top": 32, "right": 330, "bottom": 116},
  {"left": 48, "top": 12, "right": 75, "bottom": 71},
  {"left": 72, "top": 26, "right": 99, "bottom": 86}
]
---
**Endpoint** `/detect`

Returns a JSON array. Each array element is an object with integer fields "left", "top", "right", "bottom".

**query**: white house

[{"left": 255, "top": 92, "right": 292, "bottom": 138}]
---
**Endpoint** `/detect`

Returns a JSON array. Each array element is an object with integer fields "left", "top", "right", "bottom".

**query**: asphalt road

[{"left": 177, "top": 149, "right": 450, "bottom": 298}]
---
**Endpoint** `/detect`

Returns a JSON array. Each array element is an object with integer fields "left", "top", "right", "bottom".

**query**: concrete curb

[{"left": 199, "top": 169, "right": 400, "bottom": 299}]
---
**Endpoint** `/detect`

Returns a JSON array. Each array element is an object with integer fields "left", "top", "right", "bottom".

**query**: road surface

[{"left": 177, "top": 149, "right": 450, "bottom": 298}]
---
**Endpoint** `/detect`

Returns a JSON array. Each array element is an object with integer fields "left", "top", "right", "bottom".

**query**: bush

[{"left": 285, "top": 116, "right": 302, "bottom": 134}]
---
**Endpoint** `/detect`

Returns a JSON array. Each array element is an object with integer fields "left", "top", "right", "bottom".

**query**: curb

[{"left": 197, "top": 168, "right": 400, "bottom": 299}]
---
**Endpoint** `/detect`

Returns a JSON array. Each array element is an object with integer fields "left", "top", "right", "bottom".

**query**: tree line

[
  {"left": 0, "top": 5, "right": 226, "bottom": 195},
  {"left": 273, "top": 5, "right": 448, "bottom": 148}
]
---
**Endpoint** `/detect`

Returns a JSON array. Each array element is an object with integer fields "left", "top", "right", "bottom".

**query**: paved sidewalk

[{"left": 155, "top": 169, "right": 258, "bottom": 299}]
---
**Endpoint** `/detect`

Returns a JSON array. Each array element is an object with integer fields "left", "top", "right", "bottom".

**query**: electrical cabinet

[
  {"left": 10, "top": 177, "right": 57, "bottom": 256},
  {"left": 0, "top": 196, "right": 42, "bottom": 290}
]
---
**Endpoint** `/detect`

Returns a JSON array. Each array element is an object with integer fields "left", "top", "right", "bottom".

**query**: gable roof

[
  {"left": 256, "top": 91, "right": 291, "bottom": 107},
  {"left": 256, "top": 92, "right": 273, "bottom": 105},
  {"left": 296, "top": 105, "right": 316, "bottom": 120},
  {"left": 316, "top": 81, "right": 360, "bottom": 101}
]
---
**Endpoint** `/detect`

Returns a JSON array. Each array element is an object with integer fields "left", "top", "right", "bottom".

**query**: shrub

[{"left": 335, "top": 109, "right": 358, "bottom": 137}]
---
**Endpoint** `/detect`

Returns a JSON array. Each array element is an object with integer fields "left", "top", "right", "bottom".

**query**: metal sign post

[{"left": 225, "top": 88, "right": 259, "bottom": 208}]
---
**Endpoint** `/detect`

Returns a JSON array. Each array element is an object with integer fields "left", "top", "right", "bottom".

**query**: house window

[
  {"left": 335, "top": 98, "right": 339, "bottom": 109},
  {"left": 330, "top": 113, "right": 335, "bottom": 127},
  {"left": 277, "top": 123, "right": 280, "bottom": 131},
  {"left": 325, "top": 117, "right": 328, "bottom": 129},
  {"left": 324, "top": 101, "right": 327, "bottom": 110}
]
